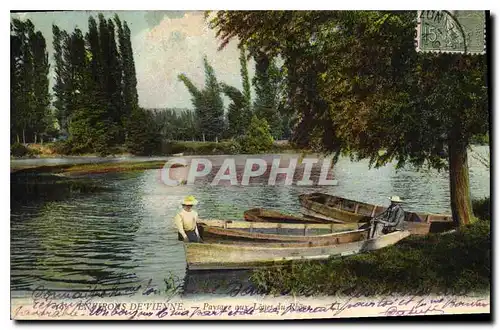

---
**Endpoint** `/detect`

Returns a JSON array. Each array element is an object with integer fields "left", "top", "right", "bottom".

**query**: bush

[
  {"left": 251, "top": 221, "right": 491, "bottom": 296},
  {"left": 49, "top": 141, "right": 74, "bottom": 155},
  {"left": 163, "top": 140, "right": 242, "bottom": 155},
  {"left": 238, "top": 115, "right": 274, "bottom": 154},
  {"left": 11, "top": 142, "right": 30, "bottom": 157},
  {"left": 472, "top": 197, "right": 491, "bottom": 221}
]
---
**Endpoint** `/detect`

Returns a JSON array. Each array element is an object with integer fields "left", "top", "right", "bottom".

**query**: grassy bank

[
  {"left": 250, "top": 201, "right": 491, "bottom": 297},
  {"left": 11, "top": 140, "right": 304, "bottom": 159},
  {"left": 11, "top": 160, "right": 183, "bottom": 176},
  {"left": 164, "top": 140, "right": 303, "bottom": 155},
  {"left": 11, "top": 142, "right": 129, "bottom": 158},
  {"left": 60, "top": 160, "right": 174, "bottom": 175}
]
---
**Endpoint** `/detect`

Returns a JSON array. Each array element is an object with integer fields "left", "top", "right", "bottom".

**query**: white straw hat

[{"left": 389, "top": 196, "right": 404, "bottom": 203}]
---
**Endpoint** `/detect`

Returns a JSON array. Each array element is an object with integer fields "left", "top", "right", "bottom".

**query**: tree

[
  {"left": 123, "top": 21, "right": 139, "bottom": 112},
  {"left": 30, "top": 30, "right": 51, "bottom": 143},
  {"left": 52, "top": 24, "right": 70, "bottom": 135},
  {"left": 220, "top": 83, "right": 248, "bottom": 137},
  {"left": 11, "top": 18, "right": 51, "bottom": 143},
  {"left": 150, "top": 108, "right": 196, "bottom": 141},
  {"left": 252, "top": 52, "right": 283, "bottom": 139},
  {"left": 11, "top": 22, "right": 23, "bottom": 143},
  {"left": 106, "top": 18, "right": 124, "bottom": 143},
  {"left": 240, "top": 46, "right": 252, "bottom": 104},
  {"left": 67, "top": 29, "right": 87, "bottom": 122},
  {"left": 178, "top": 56, "right": 225, "bottom": 141},
  {"left": 208, "top": 10, "right": 489, "bottom": 227},
  {"left": 238, "top": 115, "right": 274, "bottom": 153},
  {"left": 201, "top": 56, "right": 225, "bottom": 141},
  {"left": 219, "top": 46, "right": 253, "bottom": 139},
  {"left": 126, "top": 108, "right": 162, "bottom": 155},
  {"left": 11, "top": 19, "right": 35, "bottom": 144}
]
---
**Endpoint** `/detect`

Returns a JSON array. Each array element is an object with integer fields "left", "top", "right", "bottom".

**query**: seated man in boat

[
  {"left": 369, "top": 196, "right": 406, "bottom": 238},
  {"left": 174, "top": 195, "right": 203, "bottom": 243}
]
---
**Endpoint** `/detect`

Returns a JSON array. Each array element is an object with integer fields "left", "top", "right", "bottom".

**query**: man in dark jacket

[{"left": 369, "top": 196, "right": 406, "bottom": 238}]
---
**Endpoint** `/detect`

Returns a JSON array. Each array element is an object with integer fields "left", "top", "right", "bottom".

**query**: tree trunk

[
  {"left": 22, "top": 129, "right": 26, "bottom": 145},
  {"left": 16, "top": 135, "right": 20, "bottom": 144},
  {"left": 448, "top": 140, "right": 473, "bottom": 227}
]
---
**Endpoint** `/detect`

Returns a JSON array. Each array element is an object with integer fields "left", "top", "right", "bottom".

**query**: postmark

[{"left": 415, "top": 10, "right": 486, "bottom": 54}]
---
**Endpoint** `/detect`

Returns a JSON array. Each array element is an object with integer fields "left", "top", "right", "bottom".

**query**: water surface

[{"left": 11, "top": 147, "right": 490, "bottom": 297}]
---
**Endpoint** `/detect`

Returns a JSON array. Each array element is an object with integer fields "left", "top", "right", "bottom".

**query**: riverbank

[
  {"left": 11, "top": 160, "right": 183, "bottom": 175},
  {"left": 250, "top": 207, "right": 491, "bottom": 297},
  {"left": 11, "top": 140, "right": 304, "bottom": 159}
]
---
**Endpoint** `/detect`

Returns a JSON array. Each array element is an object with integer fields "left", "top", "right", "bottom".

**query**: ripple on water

[{"left": 10, "top": 150, "right": 490, "bottom": 295}]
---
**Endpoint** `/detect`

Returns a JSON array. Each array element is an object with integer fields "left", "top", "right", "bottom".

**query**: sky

[{"left": 10, "top": 10, "right": 254, "bottom": 109}]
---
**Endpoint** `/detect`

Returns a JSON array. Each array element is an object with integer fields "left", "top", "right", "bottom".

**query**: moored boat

[
  {"left": 185, "top": 230, "right": 411, "bottom": 270},
  {"left": 299, "top": 193, "right": 455, "bottom": 233},
  {"left": 199, "top": 217, "right": 431, "bottom": 237},
  {"left": 199, "top": 218, "right": 360, "bottom": 235},
  {"left": 198, "top": 224, "right": 368, "bottom": 244},
  {"left": 299, "top": 193, "right": 381, "bottom": 223},
  {"left": 243, "top": 207, "right": 339, "bottom": 224}
]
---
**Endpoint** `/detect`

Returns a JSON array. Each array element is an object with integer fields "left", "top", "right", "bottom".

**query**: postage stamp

[
  {"left": 415, "top": 10, "right": 486, "bottom": 54},
  {"left": 10, "top": 10, "right": 490, "bottom": 321}
]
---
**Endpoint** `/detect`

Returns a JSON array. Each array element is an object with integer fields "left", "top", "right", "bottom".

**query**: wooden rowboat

[
  {"left": 299, "top": 193, "right": 382, "bottom": 223},
  {"left": 198, "top": 224, "right": 368, "bottom": 244},
  {"left": 200, "top": 218, "right": 431, "bottom": 237},
  {"left": 299, "top": 193, "right": 455, "bottom": 232},
  {"left": 199, "top": 219, "right": 360, "bottom": 235},
  {"left": 185, "top": 230, "right": 411, "bottom": 270},
  {"left": 243, "top": 207, "right": 338, "bottom": 224}
]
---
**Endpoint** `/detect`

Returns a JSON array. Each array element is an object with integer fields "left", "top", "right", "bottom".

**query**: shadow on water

[{"left": 11, "top": 172, "right": 112, "bottom": 209}]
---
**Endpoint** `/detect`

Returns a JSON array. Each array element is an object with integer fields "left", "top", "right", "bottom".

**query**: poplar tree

[
  {"left": 178, "top": 56, "right": 224, "bottom": 141},
  {"left": 11, "top": 18, "right": 50, "bottom": 143}
]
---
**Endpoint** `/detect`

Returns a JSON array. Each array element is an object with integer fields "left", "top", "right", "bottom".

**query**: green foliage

[
  {"left": 12, "top": 13, "right": 145, "bottom": 156},
  {"left": 238, "top": 115, "right": 274, "bottom": 153},
  {"left": 209, "top": 10, "right": 488, "bottom": 226},
  {"left": 148, "top": 108, "right": 196, "bottom": 141},
  {"left": 471, "top": 133, "right": 490, "bottom": 145},
  {"left": 210, "top": 10, "right": 488, "bottom": 168},
  {"left": 178, "top": 56, "right": 225, "bottom": 141},
  {"left": 125, "top": 108, "right": 163, "bottom": 156},
  {"left": 49, "top": 141, "right": 74, "bottom": 155},
  {"left": 252, "top": 53, "right": 284, "bottom": 139},
  {"left": 472, "top": 197, "right": 490, "bottom": 222},
  {"left": 11, "top": 143, "right": 31, "bottom": 157},
  {"left": 239, "top": 46, "right": 252, "bottom": 104},
  {"left": 49, "top": 13, "right": 139, "bottom": 155},
  {"left": 11, "top": 18, "right": 51, "bottom": 144},
  {"left": 251, "top": 221, "right": 490, "bottom": 296},
  {"left": 164, "top": 140, "right": 241, "bottom": 155},
  {"left": 220, "top": 83, "right": 250, "bottom": 138}
]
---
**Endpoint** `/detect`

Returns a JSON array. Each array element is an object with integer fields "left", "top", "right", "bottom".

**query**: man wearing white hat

[
  {"left": 174, "top": 195, "right": 203, "bottom": 243},
  {"left": 369, "top": 196, "right": 406, "bottom": 239}
]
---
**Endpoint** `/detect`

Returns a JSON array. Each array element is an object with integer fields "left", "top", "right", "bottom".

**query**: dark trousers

[{"left": 178, "top": 230, "right": 201, "bottom": 242}]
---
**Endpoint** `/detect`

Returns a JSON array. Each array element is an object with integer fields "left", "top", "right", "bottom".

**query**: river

[{"left": 10, "top": 147, "right": 490, "bottom": 297}]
